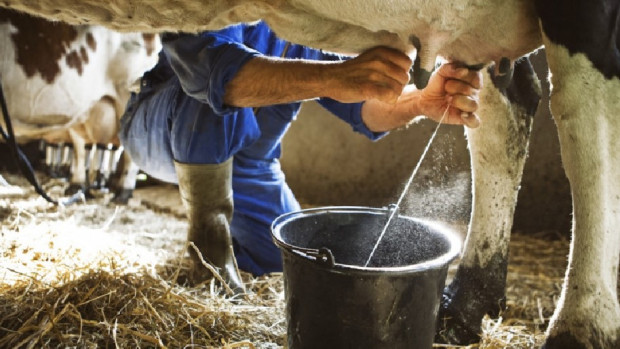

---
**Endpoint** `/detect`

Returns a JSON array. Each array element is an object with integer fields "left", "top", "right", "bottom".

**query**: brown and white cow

[
  {"left": 0, "top": 2, "right": 618, "bottom": 349},
  {"left": 0, "top": 9, "right": 160, "bottom": 200}
]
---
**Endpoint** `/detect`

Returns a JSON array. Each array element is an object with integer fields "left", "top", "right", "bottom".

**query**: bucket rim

[{"left": 271, "top": 206, "right": 462, "bottom": 274}]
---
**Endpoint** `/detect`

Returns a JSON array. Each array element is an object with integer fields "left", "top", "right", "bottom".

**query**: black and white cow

[
  {"left": 0, "top": 9, "right": 160, "bottom": 201},
  {"left": 0, "top": 1, "right": 617, "bottom": 348}
]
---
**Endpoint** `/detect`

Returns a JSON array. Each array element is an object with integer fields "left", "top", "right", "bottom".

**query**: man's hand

[
  {"left": 419, "top": 63, "right": 482, "bottom": 128},
  {"left": 361, "top": 63, "right": 483, "bottom": 132},
  {"left": 325, "top": 46, "right": 412, "bottom": 104}
]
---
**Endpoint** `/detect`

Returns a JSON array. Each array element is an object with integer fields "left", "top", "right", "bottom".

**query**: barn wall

[
  {"left": 281, "top": 50, "right": 572, "bottom": 234},
  {"left": 513, "top": 51, "right": 572, "bottom": 234}
]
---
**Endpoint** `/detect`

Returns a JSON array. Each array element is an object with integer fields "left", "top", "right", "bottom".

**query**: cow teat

[
  {"left": 490, "top": 57, "right": 514, "bottom": 89},
  {"left": 409, "top": 35, "right": 434, "bottom": 89}
]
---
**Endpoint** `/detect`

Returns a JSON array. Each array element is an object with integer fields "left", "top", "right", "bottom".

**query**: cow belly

[
  {"left": 285, "top": 0, "right": 540, "bottom": 60},
  {"left": 2, "top": 1, "right": 542, "bottom": 67},
  {"left": 0, "top": 24, "right": 116, "bottom": 133}
]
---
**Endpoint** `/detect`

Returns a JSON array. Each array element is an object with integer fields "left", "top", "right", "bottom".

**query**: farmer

[{"left": 119, "top": 21, "right": 482, "bottom": 292}]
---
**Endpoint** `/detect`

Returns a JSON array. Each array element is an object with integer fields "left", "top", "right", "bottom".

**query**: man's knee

[{"left": 119, "top": 89, "right": 179, "bottom": 183}]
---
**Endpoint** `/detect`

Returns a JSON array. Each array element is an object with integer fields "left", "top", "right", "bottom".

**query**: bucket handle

[{"left": 291, "top": 246, "right": 336, "bottom": 268}]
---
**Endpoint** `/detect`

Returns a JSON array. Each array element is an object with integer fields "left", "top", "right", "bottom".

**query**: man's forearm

[
  {"left": 224, "top": 55, "right": 420, "bottom": 132},
  {"left": 223, "top": 46, "right": 414, "bottom": 108},
  {"left": 223, "top": 56, "right": 336, "bottom": 107}
]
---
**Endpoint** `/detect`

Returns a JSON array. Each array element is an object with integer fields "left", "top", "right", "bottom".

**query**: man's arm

[
  {"left": 223, "top": 46, "right": 412, "bottom": 107},
  {"left": 226, "top": 48, "right": 483, "bottom": 131}
]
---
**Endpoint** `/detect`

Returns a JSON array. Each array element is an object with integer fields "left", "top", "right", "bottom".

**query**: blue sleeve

[
  {"left": 316, "top": 99, "right": 387, "bottom": 141},
  {"left": 316, "top": 50, "right": 345, "bottom": 62},
  {"left": 161, "top": 25, "right": 259, "bottom": 115}
]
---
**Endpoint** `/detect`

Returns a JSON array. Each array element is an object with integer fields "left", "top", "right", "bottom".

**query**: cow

[
  {"left": 0, "top": 1, "right": 618, "bottom": 348},
  {"left": 0, "top": 9, "right": 160, "bottom": 201}
]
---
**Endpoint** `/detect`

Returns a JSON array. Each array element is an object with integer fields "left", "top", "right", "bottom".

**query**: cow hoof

[
  {"left": 65, "top": 183, "right": 86, "bottom": 196},
  {"left": 434, "top": 255, "right": 508, "bottom": 345},
  {"left": 112, "top": 188, "right": 133, "bottom": 204},
  {"left": 435, "top": 292, "right": 484, "bottom": 345},
  {"left": 542, "top": 332, "right": 588, "bottom": 349}
]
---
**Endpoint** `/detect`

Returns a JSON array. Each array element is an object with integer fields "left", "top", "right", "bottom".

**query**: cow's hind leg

[
  {"left": 436, "top": 58, "right": 541, "bottom": 344},
  {"left": 109, "top": 150, "right": 139, "bottom": 204},
  {"left": 540, "top": 35, "right": 620, "bottom": 349},
  {"left": 536, "top": 1, "right": 620, "bottom": 347}
]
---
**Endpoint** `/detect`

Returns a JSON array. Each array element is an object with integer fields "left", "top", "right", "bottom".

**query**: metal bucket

[{"left": 271, "top": 206, "right": 461, "bottom": 349}]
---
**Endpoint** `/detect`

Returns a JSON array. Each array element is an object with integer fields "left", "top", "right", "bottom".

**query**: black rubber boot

[{"left": 174, "top": 159, "right": 245, "bottom": 294}]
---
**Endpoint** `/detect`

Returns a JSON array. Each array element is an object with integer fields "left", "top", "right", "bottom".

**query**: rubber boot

[{"left": 174, "top": 158, "right": 245, "bottom": 293}]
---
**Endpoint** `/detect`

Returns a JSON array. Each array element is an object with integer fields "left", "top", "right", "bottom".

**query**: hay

[
  {"left": 0, "top": 174, "right": 285, "bottom": 348},
  {"left": 0, "top": 266, "right": 285, "bottom": 348},
  {"left": 451, "top": 232, "right": 569, "bottom": 349},
  {"left": 503, "top": 231, "right": 568, "bottom": 325},
  {"left": 0, "top": 172, "right": 581, "bottom": 348}
]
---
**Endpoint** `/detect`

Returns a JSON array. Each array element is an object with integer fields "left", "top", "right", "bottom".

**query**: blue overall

[{"left": 119, "top": 21, "right": 385, "bottom": 276}]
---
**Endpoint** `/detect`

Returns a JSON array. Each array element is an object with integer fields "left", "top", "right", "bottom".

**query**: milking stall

[{"left": 1, "top": 1, "right": 619, "bottom": 348}]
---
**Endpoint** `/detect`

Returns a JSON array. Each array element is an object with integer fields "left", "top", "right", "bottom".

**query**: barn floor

[{"left": 0, "top": 170, "right": 576, "bottom": 348}]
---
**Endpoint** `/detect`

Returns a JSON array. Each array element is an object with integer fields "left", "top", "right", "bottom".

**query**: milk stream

[{"left": 364, "top": 104, "right": 452, "bottom": 267}]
